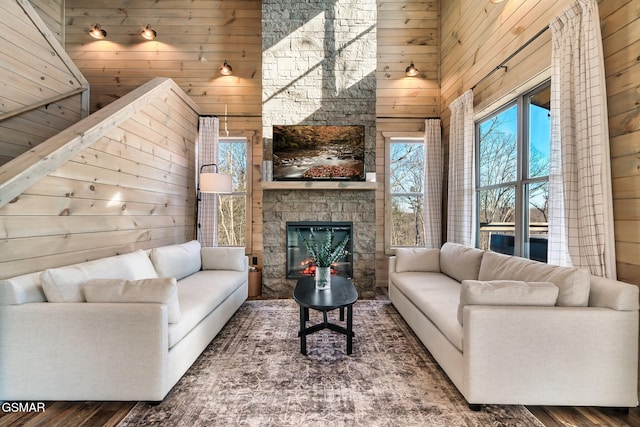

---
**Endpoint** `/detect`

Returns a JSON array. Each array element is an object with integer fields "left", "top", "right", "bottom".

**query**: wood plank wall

[
  {"left": 30, "top": 0, "right": 64, "bottom": 44},
  {"left": 440, "top": 0, "right": 640, "bottom": 286},
  {"left": 63, "top": 0, "right": 263, "bottom": 264},
  {"left": 375, "top": 0, "right": 440, "bottom": 286},
  {"left": 600, "top": 0, "right": 640, "bottom": 286},
  {"left": 0, "top": 80, "right": 200, "bottom": 279},
  {"left": 0, "top": 0, "right": 86, "bottom": 167},
  {"left": 63, "top": 1, "right": 261, "bottom": 117}
]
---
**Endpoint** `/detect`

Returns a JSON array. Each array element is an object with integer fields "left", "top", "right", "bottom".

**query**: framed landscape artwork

[{"left": 272, "top": 125, "right": 365, "bottom": 181}]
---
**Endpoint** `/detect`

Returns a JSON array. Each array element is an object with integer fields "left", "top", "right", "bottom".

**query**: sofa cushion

[
  {"left": 457, "top": 280, "right": 559, "bottom": 324},
  {"left": 0, "top": 272, "right": 45, "bottom": 305},
  {"left": 478, "top": 250, "right": 590, "bottom": 306},
  {"left": 391, "top": 271, "right": 463, "bottom": 351},
  {"left": 83, "top": 278, "right": 181, "bottom": 323},
  {"left": 201, "top": 247, "right": 246, "bottom": 272},
  {"left": 394, "top": 248, "right": 440, "bottom": 273},
  {"left": 168, "top": 270, "right": 247, "bottom": 348},
  {"left": 440, "top": 242, "right": 484, "bottom": 282},
  {"left": 40, "top": 250, "right": 159, "bottom": 303},
  {"left": 149, "top": 240, "right": 202, "bottom": 280}
]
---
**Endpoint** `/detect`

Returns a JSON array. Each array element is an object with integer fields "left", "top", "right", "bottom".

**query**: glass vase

[{"left": 315, "top": 266, "right": 331, "bottom": 290}]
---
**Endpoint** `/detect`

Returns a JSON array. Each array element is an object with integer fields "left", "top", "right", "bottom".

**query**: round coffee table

[{"left": 293, "top": 276, "right": 358, "bottom": 355}]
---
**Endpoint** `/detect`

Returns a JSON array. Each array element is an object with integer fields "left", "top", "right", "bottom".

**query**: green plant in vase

[{"left": 298, "top": 229, "right": 349, "bottom": 290}]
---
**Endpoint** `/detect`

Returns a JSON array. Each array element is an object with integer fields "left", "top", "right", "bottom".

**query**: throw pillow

[
  {"left": 394, "top": 248, "right": 440, "bottom": 273},
  {"left": 201, "top": 247, "right": 246, "bottom": 272},
  {"left": 40, "top": 250, "right": 159, "bottom": 303},
  {"left": 83, "top": 277, "right": 181, "bottom": 323},
  {"left": 457, "top": 279, "right": 559, "bottom": 325},
  {"left": 149, "top": 240, "right": 202, "bottom": 280},
  {"left": 478, "top": 250, "right": 590, "bottom": 307},
  {"left": 440, "top": 242, "right": 484, "bottom": 282}
]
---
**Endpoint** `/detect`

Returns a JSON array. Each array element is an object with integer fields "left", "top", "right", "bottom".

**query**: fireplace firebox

[{"left": 286, "top": 221, "right": 353, "bottom": 279}]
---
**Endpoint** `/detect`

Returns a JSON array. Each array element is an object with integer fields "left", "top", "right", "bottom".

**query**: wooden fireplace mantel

[{"left": 260, "top": 181, "right": 378, "bottom": 191}]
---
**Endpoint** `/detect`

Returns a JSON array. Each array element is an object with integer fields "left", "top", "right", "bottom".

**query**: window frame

[
  {"left": 474, "top": 80, "right": 550, "bottom": 260},
  {"left": 384, "top": 131, "right": 426, "bottom": 254},
  {"left": 216, "top": 135, "right": 252, "bottom": 252}
]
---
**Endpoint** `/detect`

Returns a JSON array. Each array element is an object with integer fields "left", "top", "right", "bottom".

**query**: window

[
  {"left": 217, "top": 137, "right": 248, "bottom": 247},
  {"left": 388, "top": 138, "right": 425, "bottom": 247},
  {"left": 476, "top": 82, "right": 550, "bottom": 261}
]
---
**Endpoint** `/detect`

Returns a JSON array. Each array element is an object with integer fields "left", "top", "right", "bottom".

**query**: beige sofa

[
  {"left": 0, "top": 240, "right": 248, "bottom": 402},
  {"left": 389, "top": 242, "right": 639, "bottom": 408}
]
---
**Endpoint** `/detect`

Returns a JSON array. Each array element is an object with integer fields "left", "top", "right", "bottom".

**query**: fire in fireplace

[{"left": 286, "top": 221, "right": 353, "bottom": 279}]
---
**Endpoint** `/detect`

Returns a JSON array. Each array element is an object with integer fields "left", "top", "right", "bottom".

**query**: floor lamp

[{"left": 197, "top": 163, "right": 233, "bottom": 242}]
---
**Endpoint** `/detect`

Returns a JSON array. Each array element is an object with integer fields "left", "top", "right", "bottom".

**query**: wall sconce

[
  {"left": 405, "top": 62, "right": 419, "bottom": 77},
  {"left": 89, "top": 23, "right": 107, "bottom": 39},
  {"left": 141, "top": 24, "right": 157, "bottom": 40},
  {"left": 199, "top": 163, "right": 232, "bottom": 194},
  {"left": 490, "top": 0, "right": 506, "bottom": 3},
  {"left": 220, "top": 60, "right": 233, "bottom": 76}
]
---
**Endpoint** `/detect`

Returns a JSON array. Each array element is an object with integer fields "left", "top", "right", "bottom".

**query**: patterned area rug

[{"left": 118, "top": 299, "right": 544, "bottom": 427}]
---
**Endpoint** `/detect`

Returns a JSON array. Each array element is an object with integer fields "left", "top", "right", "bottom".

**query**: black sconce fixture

[
  {"left": 405, "top": 62, "right": 419, "bottom": 77},
  {"left": 141, "top": 24, "right": 157, "bottom": 40},
  {"left": 89, "top": 23, "right": 107, "bottom": 40},
  {"left": 220, "top": 60, "right": 233, "bottom": 76}
]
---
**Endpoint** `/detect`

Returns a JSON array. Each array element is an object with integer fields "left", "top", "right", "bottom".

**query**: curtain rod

[{"left": 471, "top": 25, "right": 550, "bottom": 91}]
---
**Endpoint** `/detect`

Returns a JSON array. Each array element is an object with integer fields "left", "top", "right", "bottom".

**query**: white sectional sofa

[
  {"left": 389, "top": 242, "right": 639, "bottom": 408},
  {"left": 0, "top": 240, "right": 248, "bottom": 402}
]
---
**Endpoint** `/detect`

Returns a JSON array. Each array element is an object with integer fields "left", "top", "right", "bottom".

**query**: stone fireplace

[
  {"left": 261, "top": 0, "right": 377, "bottom": 298},
  {"left": 262, "top": 190, "right": 376, "bottom": 298}
]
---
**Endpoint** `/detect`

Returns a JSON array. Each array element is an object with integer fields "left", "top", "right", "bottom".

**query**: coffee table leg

[
  {"left": 346, "top": 304, "right": 353, "bottom": 355},
  {"left": 299, "top": 305, "right": 307, "bottom": 355}
]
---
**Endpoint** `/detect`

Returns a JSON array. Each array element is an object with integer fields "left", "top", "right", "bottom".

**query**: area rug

[{"left": 118, "top": 299, "right": 544, "bottom": 427}]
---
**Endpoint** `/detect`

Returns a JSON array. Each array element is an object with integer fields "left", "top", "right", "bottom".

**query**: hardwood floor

[
  {"left": 1, "top": 401, "right": 639, "bottom": 426},
  {"left": 0, "top": 401, "right": 135, "bottom": 427},
  {"left": 528, "top": 405, "right": 640, "bottom": 427}
]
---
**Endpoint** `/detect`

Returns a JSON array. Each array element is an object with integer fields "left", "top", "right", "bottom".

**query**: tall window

[
  {"left": 476, "top": 82, "right": 550, "bottom": 261},
  {"left": 217, "top": 137, "right": 248, "bottom": 247},
  {"left": 389, "top": 138, "right": 425, "bottom": 247}
]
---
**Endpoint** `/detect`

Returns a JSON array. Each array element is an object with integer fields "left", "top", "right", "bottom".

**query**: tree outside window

[
  {"left": 476, "top": 82, "right": 550, "bottom": 261},
  {"left": 389, "top": 139, "right": 425, "bottom": 247},
  {"left": 217, "top": 138, "right": 247, "bottom": 247}
]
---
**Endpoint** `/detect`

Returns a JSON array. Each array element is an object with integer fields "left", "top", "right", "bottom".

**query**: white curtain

[
  {"left": 197, "top": 116, "right": 220, "bottom": 247},
  {"left": 424, "top": 119, "right": 442, "bottom": 248},
  {"left": 447, "top": 90, "right": 475, "bottom": 246},
  {"left": 548, "top": 0, "right": 616, "bottom": 278}
]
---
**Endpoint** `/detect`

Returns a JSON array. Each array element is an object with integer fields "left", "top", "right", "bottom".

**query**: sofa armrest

[
  {"left": 0, "top": 302, "right": 169, "bottom": 401},
  {"left": 463, "top": 305, "right": 639, "bottom": 406},
  {"left": 388, "top": 256, "right": 397, "bottom": 289},
  {"left": 589, "top": 275, "right": 639, "bottom": 311}
]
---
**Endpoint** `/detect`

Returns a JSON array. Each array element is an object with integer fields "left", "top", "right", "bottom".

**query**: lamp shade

[{"left": 199, "top": 172, "right": 232, "bottom": 193}]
